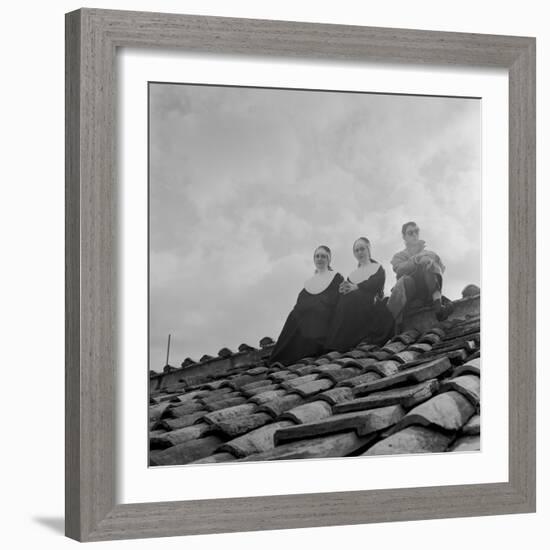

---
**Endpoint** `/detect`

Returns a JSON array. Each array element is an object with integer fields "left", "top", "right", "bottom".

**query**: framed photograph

[{"left": 65, "top": 8, "right": 536, "bottom": 542}]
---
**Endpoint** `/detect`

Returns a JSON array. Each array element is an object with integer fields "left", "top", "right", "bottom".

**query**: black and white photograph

[
  {"left": 3, "top": 0, "right": 543, "bottom": 545},
  {"left": 148, "top": 82, "right": 482, "bottom": 466}
]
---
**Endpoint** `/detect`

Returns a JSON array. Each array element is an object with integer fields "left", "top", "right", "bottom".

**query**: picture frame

[{"left": 65, "top": 7, "right": 536, "bottom": 542}]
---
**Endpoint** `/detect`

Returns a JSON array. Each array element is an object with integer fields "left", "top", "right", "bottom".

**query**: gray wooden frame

[{"left": 65, "top": 8, "right": 536, "bottom": 542}]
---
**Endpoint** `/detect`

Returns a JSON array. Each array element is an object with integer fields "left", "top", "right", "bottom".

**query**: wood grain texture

[
  {"left": 65, "top": 10, "right": 81, "bottom": 541},
  {"left": 65, "top": 7, "right": 536, "bottom": 542},
  {"left": 508, "top": 39, "right": 536, "bottom": 510}
]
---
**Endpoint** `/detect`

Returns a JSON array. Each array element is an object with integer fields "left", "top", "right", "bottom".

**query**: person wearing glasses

[
  {"left": 325, "top": 237, "right": 394, "bottom": 352},
  {"left": 387, "top": 221, "right": 451, "bottom": 324},
  {"left": 269, "top": 245, "right": 344, "bottom": 366}
]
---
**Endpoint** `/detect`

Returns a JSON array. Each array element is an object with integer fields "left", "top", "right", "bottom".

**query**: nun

[
  {"left": 269, "top": 246, "right": 344, "bottom": 366},
  {"left": 326, "top": 237, "right": 394, "bottom": 352}
]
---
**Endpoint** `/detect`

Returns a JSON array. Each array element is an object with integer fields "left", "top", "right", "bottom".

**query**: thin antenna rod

[{"left": 165, "top": 334, "right": 171, "bottom": 366}]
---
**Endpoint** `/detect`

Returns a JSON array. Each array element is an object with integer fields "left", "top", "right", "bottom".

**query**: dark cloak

[
  {"left": 269, "top": 272, "right": 344, "bottom": 366},
  {"left": 325, "top": 265, "right": 394, "bottom": 352}
]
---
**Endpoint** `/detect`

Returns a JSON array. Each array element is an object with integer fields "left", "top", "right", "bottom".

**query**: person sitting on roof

[
  {"left": 325, "top": 237, "right": 394, "bottom": 353},
  {"left": 386, "top": 221, "right": 452, "bottom": 324},
  {"left": 269, "top": 246, "right": 344, "bottom": 366}
]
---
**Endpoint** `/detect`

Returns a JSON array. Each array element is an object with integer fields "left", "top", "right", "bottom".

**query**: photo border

[{"left": 65, "top": 8, "right": 535, "bottom": 541}]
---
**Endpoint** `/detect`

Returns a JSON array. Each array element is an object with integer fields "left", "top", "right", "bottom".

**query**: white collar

[
  {"left": 304, "top": 270, "right": 337, "bottom": 295},
  {"left": 348, "top": 262, "right": 380, "bottom": 284}
]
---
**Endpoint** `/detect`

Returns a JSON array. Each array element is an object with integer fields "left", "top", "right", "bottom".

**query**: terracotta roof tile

[
  {"left": 168, "top": 389, "right": 206, "bottom": 403},
  {"left": 158, "top": 411, "right": 207, "bottom": 431},
  {"left": 408, "top": 342, "right": 433, "bottom": 354},
  {"left": 353, "top": 357, "right": 452, "bottom": 395},
  {"left": 449, "top": 434, "right": 480, "bottom": 452},
  {"left": 225, "top": 364, "right": 254, "bottom": 376},
  {"left": 355, "top": 343, "right": 380, "bottom": 353},
  {"left": 363, "top": 426, "right": 453, "bottom": 455},
  {"left": 149, "top": 394, "right": 173, "bottom": 405},
  {"left": 390, "top": 353, "right": 450, "bottom": 371},
  {"left": 150, "top": 435, "right": 224, "bottom": 466},
  {"left": 241, "top": 381, "right": 278, "bottom": 397},
  {"left": 320, "top": 366, "right": 363, "bottom": 384},
  {"left": 149, "top": 295, "right": 482, "bottom": 465},
  {"left": 446, "top": 349, "right": 470, "bottom": 365},
  {"left": 349, "top": 357, "right": 379, "bottom": 369},
  {"left": 200, "top": 385, "right": 233, "bottom": 398},
  {"left": 240, "top": 431, "right": 375, "bottom": 462},
  {"left": 249, "top": 389, "right": 287, "bottom": 405},
  {"left": 367, "top": 350, "right": 393, "bottom": 361},
  {"left": 315, "top": 387, "right": 354, "bottom": 406},
  {"left": 274, "top": 405, "right": 404, "bottom": 445},
  {"left": 280, "top": 400, "right": 332, "bottom": 424},
  {"left": 214, "top": 412, "right": 273, "bottom": 438},
  {"left": 291, "top": 378, "right": 333, "bottom": 397},
  {"left": 161, "top": 382, "right": 187, "bottom": 394},
  {"left": 432, "top": 339, "right": 477, "bottom": 354},
  {"left": 382, "top": 341, "right": 407, "bottom": 354},
  {"left": 333, "top": 357, "right": 369, "bottom": 368},
  {"left": 338, "top": 371, "right": 382, "bottom": 388},
  {"left": 150, "top": 422, "right": 212, "bottom": 450},
  {"left": 198, "top": 387, "right": 235, "bottom": 402},
  {"left": 162, "top": 401, "right": 206, "bottom": 418},
  {"left": 259, "top": 336, "right": 275, "bottom": 348},
  {"left": 238, "top": 343, "right": 255, "bottom": 352},
  {"left": 268, "top": 370, "right": 298, "bottom": 383},
  {"left": 392, "top": 350, "right": 421, "bottom": 364},
  {"left": 149, "top": 402, "right": 171, "bottom": 423},
  {"left": 462, "top": 284, "right": 480, "bottom": 298},
  {"left": 392, "top": 329, "right": 421, "bottom": 345},
  {"left": 258, "top": 393, "right": 305, "bottom": 418},
  {"left": 340, "top": 349, "right": 370, "bottom": 359},
  {"left": 391, "top": 390, "right": 475, "bottom": 433},
  {"left": 246, "top": 366, "right": 270, "bottom": 376},
  {"left": 285, "top": 363, "right": 310, "bottom": 373},
  {"left": 227, "top": 373, "right": 269, "bottom": 390},
  {"left": 294, "top": 364, "right": 321, "bottom": 376},
  {"left": 296, "top": 357, "right": 317, "bottom": 365},
  {"left": 461, "top": 414, "right": 480, "bottom": 435},
  {"left": 203, "top": 396, "right": 248, "bottom": 411},
  {"left": 313, "top": 362, "right": 348, "bottom": 374},
  {"left": 439, "top": 374, "right": 481, "bottom": 407},
  {"left": 219, "top": 421, "right": 294, "bottom": 458},
  {"left": 281, "top": 373, "right": 319, "bottom": 390},
  {"left": 217, "top": 347, "right": 233, "bottom": 358},
  {"left": 452, "top": 357, "right": 480, "bottom": 377},
  {"left": 201, "top": 380, "right": 227, "bottom": 391},
  {"left": 362, "top": 360, "right": 401, "bottom": 377},
  {"left": 418, "top": 333, "right": 442, "bottom": 346},
  {"left": 334, "top": 379, "right": 440, "bottom": 414},
  {"left": 203, "top": 403, "right": 257, "bottom": 426}
]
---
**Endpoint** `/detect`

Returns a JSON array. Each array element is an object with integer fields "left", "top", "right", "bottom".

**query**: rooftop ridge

[
  {"left": 151, "top": 293, "right": 480, "bottom": 391},
  {"left": 149, "top": 292, "right": 481, "bottom": 465}
]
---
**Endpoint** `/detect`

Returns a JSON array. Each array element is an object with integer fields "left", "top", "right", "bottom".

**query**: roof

[{"left": 149, "top": 294, "right": 480, "bottom": 466}]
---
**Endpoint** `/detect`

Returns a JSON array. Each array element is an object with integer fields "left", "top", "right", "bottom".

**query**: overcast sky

[{"left": 149, "top": 83, "right": 480, "bottom": 372}]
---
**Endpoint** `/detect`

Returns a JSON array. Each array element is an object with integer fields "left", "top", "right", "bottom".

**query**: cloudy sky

[{"left": 149, "top": 83, "right": 480, "bottom": 372}]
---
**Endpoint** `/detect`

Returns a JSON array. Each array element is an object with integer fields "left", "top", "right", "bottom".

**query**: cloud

[{"left": 149, "top": 84, "right": 481, "bottom": 371}]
